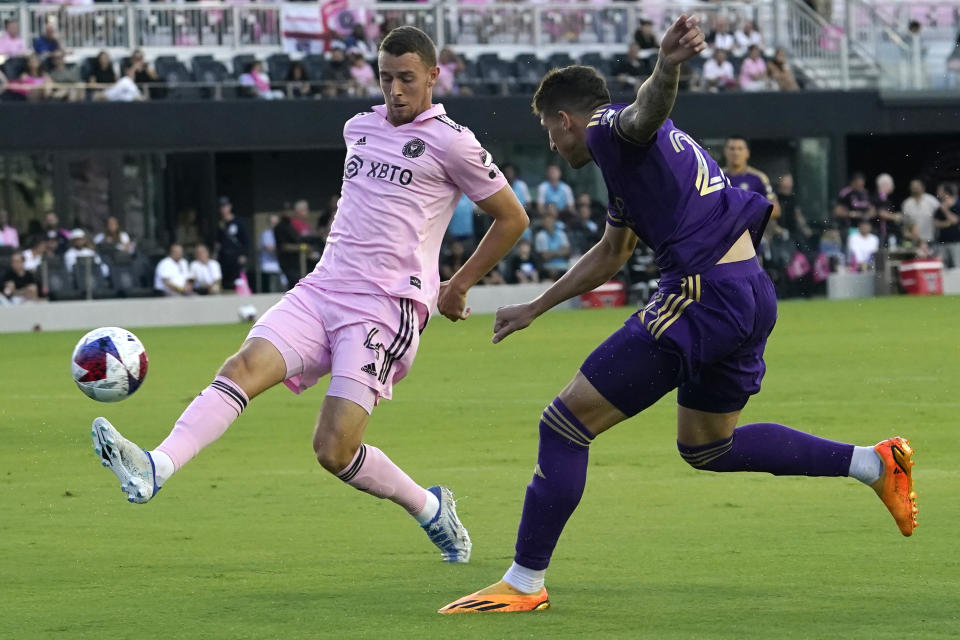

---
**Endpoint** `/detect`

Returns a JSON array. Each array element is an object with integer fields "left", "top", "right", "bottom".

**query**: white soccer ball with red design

[{"left": 71, "top": 327, "right": 149, "bottom": 402}]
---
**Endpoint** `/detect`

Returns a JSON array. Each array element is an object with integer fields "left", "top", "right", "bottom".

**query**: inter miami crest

[{"left": 402, "top": 138, "right": 426, "bottom": 158}]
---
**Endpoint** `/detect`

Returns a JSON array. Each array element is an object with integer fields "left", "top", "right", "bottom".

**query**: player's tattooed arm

[{"left": 618, "top": 14, "right": 706, "bottom": 144}]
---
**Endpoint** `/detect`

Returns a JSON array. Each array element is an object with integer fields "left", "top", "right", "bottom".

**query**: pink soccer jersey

[{"left": 307, "top": 103, "right": 508, "bottom": 310}]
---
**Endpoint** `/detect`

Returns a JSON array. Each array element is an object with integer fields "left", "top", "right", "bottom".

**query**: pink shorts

[{"left": 247, "top": 284, "right": 427, "bottom": 403}]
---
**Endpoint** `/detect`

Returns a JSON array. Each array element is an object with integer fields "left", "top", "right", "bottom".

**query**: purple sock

[
  {"left": 513, "top": 398, "right": 594, "bottom": 571},
  {"left": 677, "top": 422, "right": 854, "bottom": 476}
]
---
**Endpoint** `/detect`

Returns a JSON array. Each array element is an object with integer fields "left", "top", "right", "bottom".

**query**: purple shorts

[
  {"left": 581, "top": 257, "right": 777, "bottom": 416},
  {"left": 248, "top": 282, "right": 427, "bottom": 403}
]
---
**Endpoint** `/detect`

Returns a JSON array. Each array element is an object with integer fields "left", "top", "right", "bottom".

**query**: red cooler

[
  {"left": 580, "top": 281, "right": 627, "bottom": 308},
  {"left": 899, "top": 259, "right": 944, "bottom": 295}
]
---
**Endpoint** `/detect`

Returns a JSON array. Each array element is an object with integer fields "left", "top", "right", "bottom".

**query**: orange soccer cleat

[
  {"left": 871, "top": 437, "right": 918, "bottom": 536},
  {"left": 438, "top": 581, "right": 550, "bottom": 614}
]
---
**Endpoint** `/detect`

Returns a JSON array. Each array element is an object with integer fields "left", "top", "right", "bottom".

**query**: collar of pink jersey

[{"left": 372, "top": 103, "right": 446, "bottom": 125}]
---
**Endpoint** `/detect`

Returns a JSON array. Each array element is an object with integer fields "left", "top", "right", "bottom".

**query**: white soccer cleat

[
  {"left": 90, "top": 417, "right": 160, "bottom": 504},
  {"left": 422, "top": 486, "right": 472, "bottom": 563}
]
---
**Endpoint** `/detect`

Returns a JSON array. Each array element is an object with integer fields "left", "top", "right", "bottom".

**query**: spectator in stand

[
  {"left": 33, "top": 22, "right": 61, "bottom": 59},
  {"left": 0, "top": 19, "right": 28, "bottom": 57},
  {"left": 480, "top": 267, "right": 505, "bottom": 286},
  {"left": 48, "top": 49, "right": 82, "bottom": 101},
  {"left": 834, "top": 172, "right": 874, "bottom": 233},
  {"left": 634, "top": 19, "right": 659, "bottom": 51},
  {"left": 290, "top": 199, "right": 313, "bottom": 236},
  {"left": 273, "top": 213, "right": 302, "bottom": 289},
  {"left": 613, "top": 42, "right": 651, "bottom": 91},
  {"left": 154, "top": 243, "right": 192, "bottom": 296},
  {"left": 240, "top": 60, "right": 283, "bottom": 100},
  {"left": 505, "top": 238, "right": 541, "bottom": 284},
  {"left": 189, "top": 244, "right": 222, "bottom": 295},
  {"left": 348, "top": 49, "right": 378, "bottom": 96},
  {"left": 537, "top": 164, "right": 575, "bottom": 217},
  {"left": 901, "top": 178, "right": 939, "bottom": 245},
  {"left": 767, "top": 48, "right": 799, "bottom": 91},
  {"left": 448, "top": 194, "right": 476, "bottom": 248},
  {"left": 130, "top": 49, "right": 161, "bottom": 99},
  {"left": 534, "top": 207, "right": 571, "bottom": 280},
  {"left": 322, "top": 43, "right": 352, "bottom": 97},
  {"left": 871, "top": 173, "right": 903, "bottom": 245},
  {"left": 94, "top": 216, "right": 134, "bottom": 254},
  {"left": 775, "top": 174, "right": 814, "bottom": 252},
  {"left": 501, "top": 163, "right": 531, "bottom": 211},
  {"left": 723, "top": 137, "right": 780, "bottom": 219},
  {"left": 259, "top": 213, "right": 284, "bottom": 291},
  {"left": 702, "top": 48, "right": 736, "bottom": 92},
  {"left": 568, "top": 192, "right": 603, "bottom": 255},
  {"left": 103, "top": 61, "right": 144, "bottom": 102},
  {"left": 847, "top": 219, "right": 879, "bottom": 271},
  {"left": 344, "top": 24, "right": 375, "bottom": 59},
  {"left": 10, "top": 54, "right": 51, "bottom": 101},
  {"left": 739, "top": 45, "right": 768, "bottom": 92},
  {"left": 734, "top": 20, "right": 764, "bottom": 56},
  {"left": 1, "top": 252, "right": 38, "bottom": 304},
  {"left": 21, "top": 235, "right": 47, "bottom": 273},
  {"left": 89, "top": 51, "right": 117, "bottom": 86},
  {"left": 819, "top": 228, "right": 846, "bottom": 269},
  {"left": 0, "top": 208, "right": 19, "bottom": 249},
  {"left": 216, "top": 196, "right": 248, "bottom": 291},
  {"left": 708, "top": 17, "right": 735, "bottom": 53},
  {"left": 436, "top": 47, "right": 469, "bottom": 96},
  {"left": 285, "top": 62, "right": 312, "bottom": 99},
  {"left": 934, "top": 182, "right": 960, "bottom": 268},
  {"left": 439, "top": 240, "right": 467, "bottom": 282},
  {"left": 43, "top": 212, "right": 69, "bottom": 253},
  {"left": 64, "top": 228, "right": 109, "bottom": 278}
]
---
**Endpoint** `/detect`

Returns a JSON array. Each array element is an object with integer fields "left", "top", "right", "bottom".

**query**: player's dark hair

[
  {"left": 532, "top": 65, "right": 610, "bottom": 118},
  {"left": 379, "top": 26, "right": 437, "bottom": 68},
  {"left": 725, "top": 136, "right": 749, "bottom": 147}
]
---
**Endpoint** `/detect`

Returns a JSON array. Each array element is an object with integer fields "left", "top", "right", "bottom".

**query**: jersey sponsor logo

[
  {"left": 479, "top": 149, "right": 493, "bottom": 167},
  {"left": 344, "top": 154, "right": 363, "bottom": 179},
  {"left": 366, "top": 160, "right": 413, "bottom": 185},
  {"left": 600, "top": 108, "right": 615, "bottom": 126},
  {"left": 361, "top": 362, "right": 378, "bottom": 376},
  {"left": 435, "top": 114, "right": 464, "bottom": 132},
  {"left": 402, "top": 138, "right": 426, "bottom": 158},
  {"left": 354, "top": 136, "right": 366, "bottom": 146},
  {"left": 409, "top": 276, "right": 421, "bottom": 289}
]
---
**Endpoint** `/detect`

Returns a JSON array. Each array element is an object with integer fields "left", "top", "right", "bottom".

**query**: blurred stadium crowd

[{"left": 3, "top": 152, "right": 959, "bottom": 305}]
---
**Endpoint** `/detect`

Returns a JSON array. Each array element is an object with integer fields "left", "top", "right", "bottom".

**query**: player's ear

[
  {"left": 427, "top": 65, "right": 439, "bottom": 88},
  {"left": 557, "top": 110, "right": 573, "bottom": 132}
]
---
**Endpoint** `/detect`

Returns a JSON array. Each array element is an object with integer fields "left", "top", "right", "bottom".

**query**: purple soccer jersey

[
  {"left": 727, "top": 167, "right": 775, "bottom": 201},
  {"left": 585, "top": 104, "right": 772, "bottom": 281}
]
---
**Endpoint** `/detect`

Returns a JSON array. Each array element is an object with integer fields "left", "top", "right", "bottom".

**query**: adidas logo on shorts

[{"left": 361, "top": 362, "right": 377, "bottom": 376}]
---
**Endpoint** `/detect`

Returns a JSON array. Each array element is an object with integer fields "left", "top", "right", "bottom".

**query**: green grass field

[{"left": 1, "top": 296, "right": 958, "bottom": 639}]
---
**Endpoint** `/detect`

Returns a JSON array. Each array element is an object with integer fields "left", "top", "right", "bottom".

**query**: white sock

[
  {"left": 413, "top": 489, "right": 440, "bottom": 526},
  {"left": 503, "top": 561, "right": 546, "bottom": 594},
  {"left": 848, "top": 446, "right": 883, "bottom": 485},
  {"left": 149, "top": 449, "right": 175, "bottom": 486}
]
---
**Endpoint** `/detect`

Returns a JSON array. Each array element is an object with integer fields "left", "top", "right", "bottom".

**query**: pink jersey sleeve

[{"left": 442, "top": 131, "right": 509, "bottom": 203}]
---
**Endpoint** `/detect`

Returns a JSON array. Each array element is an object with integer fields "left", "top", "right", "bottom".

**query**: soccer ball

[{"left": 71, "top": 327, "right": 149, "bottom": 402}]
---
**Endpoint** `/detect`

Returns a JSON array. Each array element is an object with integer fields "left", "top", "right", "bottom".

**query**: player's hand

[
  {"left": 438, "top": 280, "right": 471, "bottom": 322},
  {"left": 492, "top": 302, "right": 537, "bottom": 344},
  {"left": 659, "top": 14, "right": 706, "bottom": 68}
]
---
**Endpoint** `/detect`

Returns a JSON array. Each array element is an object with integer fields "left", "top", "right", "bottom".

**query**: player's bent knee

[{"left": 313, "top": 435, "right": 359, "bottom": 475}]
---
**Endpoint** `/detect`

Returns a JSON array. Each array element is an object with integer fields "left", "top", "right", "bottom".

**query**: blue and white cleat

[
  {"left": 90, "top": 417, "right": 160, "bottom": 504},
  {"left": 422, "top": 485, "right": 472, "bottom": 563}
]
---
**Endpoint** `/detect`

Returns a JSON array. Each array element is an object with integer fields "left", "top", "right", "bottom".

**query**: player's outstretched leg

[
  {"left": 89, "top": 338, "right": 286, "bottom": 502},
  {"left": 676, "top": 413, "right": 918, "bottom": 536},
  {"left": 316, "top": 388, "right": 471, "bottom": 562}
]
